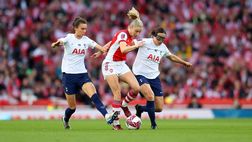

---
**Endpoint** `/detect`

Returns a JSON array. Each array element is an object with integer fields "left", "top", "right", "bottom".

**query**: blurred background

[{"left": 0, "top": 0, "right": 252, "bottom": 119}]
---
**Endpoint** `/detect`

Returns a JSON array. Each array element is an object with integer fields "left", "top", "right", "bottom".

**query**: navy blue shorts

[
  {"left": 135, "top": 75, "right": 163, "bottom": 96},
  {"left": 62, "top": 72, "right": 92, "bottom": 95}
]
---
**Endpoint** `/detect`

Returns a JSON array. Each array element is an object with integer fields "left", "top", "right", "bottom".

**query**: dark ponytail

[{"left": 72, "top": 17, "right": 87, "bottom": 28}]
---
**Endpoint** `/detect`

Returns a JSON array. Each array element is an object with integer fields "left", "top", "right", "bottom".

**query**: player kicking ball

[
  {"left": 51, "top": 17, "right": 119, "bottom": 129},
  {"left": 125, "top": 27, "right": 192, "bottom": 129}
]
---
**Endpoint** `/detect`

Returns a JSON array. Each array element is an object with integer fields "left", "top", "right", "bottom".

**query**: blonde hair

[{"left": 127, "top": 7, "right": 143, "bottom": 28}]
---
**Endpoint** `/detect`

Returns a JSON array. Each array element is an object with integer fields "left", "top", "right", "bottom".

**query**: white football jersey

[
  {"left": 132, "top": 38, "right": 172, "bottom": 79},
  {"left": 59, "top": 33, "right": 97, "bottom": 73}
]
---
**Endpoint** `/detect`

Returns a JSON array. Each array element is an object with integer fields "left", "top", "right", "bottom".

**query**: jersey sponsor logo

[
  {"left": 121, "top": 33, "right": 125, "bottom": 39},
  {"left": 147, "top": 54, "right": 160, "bottom": 63},
  {"left": 72, "top": 48, "right": 85, "bottom": 55}
]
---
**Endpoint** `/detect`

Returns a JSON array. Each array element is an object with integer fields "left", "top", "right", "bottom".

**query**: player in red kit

[{"left": 100, "top": 7, "right": 144, "bottom": 130}]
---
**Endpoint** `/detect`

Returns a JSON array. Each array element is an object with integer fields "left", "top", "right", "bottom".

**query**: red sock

[{"left": 124, "top": 90, "right": 138, "bottom": 104}]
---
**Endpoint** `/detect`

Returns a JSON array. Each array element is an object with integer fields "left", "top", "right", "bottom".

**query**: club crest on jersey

[
  {"left": 121, "top": 33, "right": 126, "bottom": 39},
  {"left": 72, "top": 48, "right": 85, "bottom": 55},
  {"left": 83, "top": 44, "right": 87, "bottom": 48},
  {"left": 147, "top": 54, "right": 160, "bottom": 62}
]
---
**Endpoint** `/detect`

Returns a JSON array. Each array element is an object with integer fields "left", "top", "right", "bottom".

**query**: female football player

[
  {"left": 100, "top": 7, "right": 144, "bottom": 130},
  {"left": 51, "top": 17, "right": 118, "bottom": 129},
  {"left": 132, "top": 27, "right": 192, "bottom": 129}
]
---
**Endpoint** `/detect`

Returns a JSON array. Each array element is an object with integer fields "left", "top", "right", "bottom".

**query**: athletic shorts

[
  {"left": 62, "top": 72, "right": 92, "bottom": 95},
  {"left": 135, "top": 75, "right": 163, "bottom": 96},
  {"left": 102, "top": 61, "right": 131, "bottom": 79}
]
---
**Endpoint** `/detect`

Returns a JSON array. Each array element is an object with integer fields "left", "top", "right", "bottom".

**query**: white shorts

[{"left": 102, "top": 61, "right": 131, "bottom": 79}]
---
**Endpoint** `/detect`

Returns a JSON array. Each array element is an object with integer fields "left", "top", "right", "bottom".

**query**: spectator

[{"left": 187, "top": 94, "right": 202, "bottom": 109}]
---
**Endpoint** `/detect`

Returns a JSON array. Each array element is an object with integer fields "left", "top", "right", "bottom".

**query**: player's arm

[
  {"left": 103, "top": 41, "right": 111, "bottom": 51},
  {"left": 119, "top": 41, "right": 144, "bottom": 53},
  {"left": 91, "top": 41, "right": 111, "bottom": 58},
  {"left": 51, "top": 40, "right": 63, "bottom": 48},
  {"left": 167, "top": 54, "right": 192, "bottom": 68},
  {"left": 94, "top": 44, "right": 107, "bottom": 53},
  {"left": 94, "top": 41, "right": 112, "bottom": 53}
]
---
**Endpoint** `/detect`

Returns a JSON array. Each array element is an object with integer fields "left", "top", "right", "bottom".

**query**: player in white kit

[
  {"left": 131, "top": 27, "right": 192, "bottom": 129},
  {"left": 101, "top": 7, "right": 144, "bottom": 130},
  {"left": 51, "top": 17, "right": 118, "bottom": 129}
]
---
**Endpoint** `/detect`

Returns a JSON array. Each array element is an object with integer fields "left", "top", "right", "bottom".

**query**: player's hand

[
  {"left": 184, "top": 62, "right": 192, "bottom": 68},
  {"left": 91, "top": 51, "right": 102, "bottom": 58},
  {"left": 136, "top": 41, "right": 145, "bottom": 48},
  {"left": 51, "top": 41, "right": 61, "bottom": 48},
  {"left": 100, "top": 46, "right": 108, "bottom": 53},
  {"left": 51, "top": 42, "right": 57, "bottom": 48}
]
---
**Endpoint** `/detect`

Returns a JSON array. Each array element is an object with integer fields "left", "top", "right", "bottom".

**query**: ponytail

[
  {"left": 127, "top": 7, "right": 143, "bottom": 28},
  {"left": 127, "top": 7, "right": 140, "bottom": 20}
]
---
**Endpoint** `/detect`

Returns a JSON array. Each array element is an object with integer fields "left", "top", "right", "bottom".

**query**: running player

[
  {"left": 51, "top": 17, "right": 118, "bottom": 129},
  {"left": 101, "top": 7, "right": 144, "bottom": 130},
  {"left": 132, "top": 27, "right": 192, "bottom": 129}
]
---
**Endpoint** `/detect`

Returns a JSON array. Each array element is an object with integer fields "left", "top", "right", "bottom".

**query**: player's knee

[
  {"left": 132, "top": 85, "right": 140, "bottom": 94},
  {"left": 155, "top": 107, "right": 163, "bottom": 112},
  {"left": 111, "top": 86, "right": 121, "bottom": 95},
  {"left": 146, "top": 95, "right": 154, "bottom": 101},
  {"left": 68, "top": 102, "right": 76, "bottom": 109},
  {"left": 69, "top": 106, "right": 76, "bottom": 110}
]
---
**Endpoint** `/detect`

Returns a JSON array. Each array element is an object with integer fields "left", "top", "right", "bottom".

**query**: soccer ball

[{"left": 125, "top": 115, "right": 142, "bottom": 130}]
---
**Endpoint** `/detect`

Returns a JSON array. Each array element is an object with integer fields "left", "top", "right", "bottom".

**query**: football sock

[
  {"left": 113, "top": 118, "right": 120, "bottom": 125},
  {"left": 90, "top": 93, "right": 108, "bottom": 117},
  {"left": 64, "top": 108, "right": 76, "bottom": 122},
  {"left": 138, "top": 105, "right": 147, "bottom": 112},
  {"left": 121, "top": 100, "right": 128, "bottom": 107},
  {"left": 112, "top": 100, "right": 121, "bottom": 112},
  {"left": 146, "top": 101, "right": 156, "bottom": 126},
  {"left": 123, "top": 90, "right": 138, "bottom": 105}
]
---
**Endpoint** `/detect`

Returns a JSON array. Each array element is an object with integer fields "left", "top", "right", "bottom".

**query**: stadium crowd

[{"left": 0, "top": 0, "right": 252, "bottom": 107}]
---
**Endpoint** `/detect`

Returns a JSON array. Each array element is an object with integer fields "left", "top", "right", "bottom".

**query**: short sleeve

[
  {"left": 117, "top": 32, "right": 128, "bottom": 43},
  {"left": 59, "top": 34, "right": 70, "bottom": 44},
  {"left": 164, "top": 44, "right": 172, "bottom": 57},
  {"left": 86, "top": 37, "right": 98, "bottom": 49}
]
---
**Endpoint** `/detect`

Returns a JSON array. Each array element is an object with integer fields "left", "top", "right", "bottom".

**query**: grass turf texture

[{"left": 0, "top": 119, "right": 251, "bottom": 142}]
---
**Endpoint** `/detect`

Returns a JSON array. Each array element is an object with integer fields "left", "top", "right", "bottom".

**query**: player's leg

[
  {"left": 149, "top": 77, "right": 163, "bottom": 129},
  {"left": 119, "top": 71, "right": 140, "bottom": 117},
  {"left": 62, "top": 73, "right": 77, "bottom": 129},
  {"left": 82, "top": 82, "right": 119, "bottom": 124},
  {"left": 63, "top": 93, "right": 76, "bottom": 129},
  {"left": 106, "top": 75, "right": 123, "bottom": 130},
  {"left": 150, "top": 76, "right": 163, "bottom": 112},
  {"left": 134, "top": 77, "right": 156, "bottom": 129},
  {"left": 82, "top": 82, "right": 107, "bottom": 117},
  {"left": 155, "top": 96, "right": 164, "bottom": 112},
  {"left": 102, "top": 62, "right": 123, "bottom": 130}
]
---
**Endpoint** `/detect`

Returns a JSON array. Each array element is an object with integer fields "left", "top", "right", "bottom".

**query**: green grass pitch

[{"left": 0, "top": 119, "right": 251, "bottom": 142}]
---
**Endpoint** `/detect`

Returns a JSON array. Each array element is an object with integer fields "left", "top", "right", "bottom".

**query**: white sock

[
  {"left": 121, "top": 100, "right": 128, "bottom": 107},
  {"left": 113, "top": 119, "right": 120, "bottom": 125}
]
